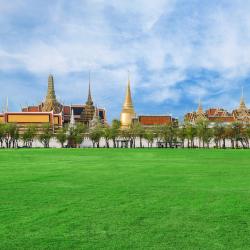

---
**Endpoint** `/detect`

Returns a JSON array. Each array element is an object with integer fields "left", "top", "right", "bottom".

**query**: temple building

[
  {"left": 0, "top": 111, "right": 62, "bottom": 133},
  {"left": 0, "top": 76, "right": 63, "bottom": 133},
  {"left": 133, "top": 115, "right": 178, "bottom": 128},
  {"left": 22, "top": 74, "right": 63, "bottom": 113},
  {"left": 23, "top": 74, "right": 107, "bottom": 127},
  {"left": 184, "top": 92, "right": 250, "bottom": 125},
  {"left": 232, "top": 91, "right": 250, "bottom": 123},
  {"left": 120, "top": 75, "right": 136, "bottom": 129},
  {"left": 120, "top": 74, "right": 178, "bottom": 128},
  {"left": 62, "top": 78, "right": 107, "bottom": 126}
]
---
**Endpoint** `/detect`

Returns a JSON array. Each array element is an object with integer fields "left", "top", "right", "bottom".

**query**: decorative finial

[
  {"left": 86, "top": 71, "right": 93, "bottom": 106},
  {"left": 239, "top": 86, "right": 247, "bottom": 110},
  {"left": 5, "top": 96, "right": 8, "bottom": 113},
  {"left": 197, "top": 98, "right": 203, "bottom": 114}
]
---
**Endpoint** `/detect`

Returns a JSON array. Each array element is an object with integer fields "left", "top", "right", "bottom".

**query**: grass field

[{"left": 0, "top": 149, "right": 250, "bottom": 249}]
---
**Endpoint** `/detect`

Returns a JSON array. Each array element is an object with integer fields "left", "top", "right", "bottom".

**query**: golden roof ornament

[
  {"left": 42, "top": 74, "right": 62, "bottom": 113},
  {"left": 120, "top": 72, "right": 136, "bottom": 129},
  {"left": 239, "top": 87, "right": 247, "bottom": 110},
  {"left": 197, "top": 98, "right": 203, "bottom": 115},
  {"left": 86, "top": 71, "right": 93, "bottom": 106}
]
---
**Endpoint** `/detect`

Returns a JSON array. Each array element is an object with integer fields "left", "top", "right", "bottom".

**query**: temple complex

[
  {"left": 22, "top": 74, "right": 107, "bottom": 127},
  {"left": 184, "top": 91, "right": 250, "bottom": 125},
  {"left": 120, "top": 75, "right": 136, "bottom": 129},
  {"left": 22, "top": 74, "right": 63, "bottom": 113},
  {"left": 232, "top": 90, "right": 250, "bottom": 123}
]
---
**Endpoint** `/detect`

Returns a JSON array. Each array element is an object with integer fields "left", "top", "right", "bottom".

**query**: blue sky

[{"left": 0, "top": 0, "right": 250, "bottom": 121}]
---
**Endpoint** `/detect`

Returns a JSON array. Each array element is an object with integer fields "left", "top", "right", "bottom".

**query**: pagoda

[
  {"left": 42, "top": 74, "right": 62, "bottom": 113},
  {"left": 120, "top": 74, "right": 136, "bottom": 129},
  {"left": 80, "top": 74, "right": 95, "bottom": 125}
]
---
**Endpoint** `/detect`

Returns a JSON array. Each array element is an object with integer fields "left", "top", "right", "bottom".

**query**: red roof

[
  {"left": 139, "top": 116, "right": 173, "bottom": 126},
  {"left": 208, "top": 116, "right": 235, "bottom": 122},
  {"left": 22, "top": 106, "right": 40, "bottom": 112},
  {"left": 63, "top": 106, "right": 71, "bottom": 115}
]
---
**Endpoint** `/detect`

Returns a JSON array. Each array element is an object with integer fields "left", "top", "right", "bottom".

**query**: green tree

[
  {"left": 110, "top": 119, "right": 120, "bottom": 148},
  {"left": 0, "top": 124, "right": 5, "bottom": 148},
  {"left": 39, "top": 124, "right": 53, "bottom": 148},
  {"left": 177, "top": 124, "right": 186, "bottom": 148},
  {"left": 186, "top": 123, "right": 196, "bottom": 148},
  {"left": 120, "top": 128, "right": 132, "bottom": 148},
  {"left": 75, "top": 123, "right": 86, "bottom": 147},
  {"left": 144, "top": 130, "right": 154, "bottom": 148},
  {"left": 231, "top": 122, "right": 243, "bottom": 148},
  {"left": 132, "top": 122, "right": 145, "bottom": 148},
  {"left": 213, "top": 123, "right": 225, "bottom": 148},
  {"left": 103, "top": 125, "right": 112, "bottom": 148},
  {"left": 55, "top": 127, "right": 67, "bottom": 148},
  {"left": 22, "top": 125, "right": 37, "bottom": 148},
  {"left": 4, "top": 123, "right": 19, "bottom": 148},
  {"left": 89, "top": 125, "right": 103, "bottom": 148}
]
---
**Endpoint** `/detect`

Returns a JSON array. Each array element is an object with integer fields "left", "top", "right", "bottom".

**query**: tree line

[{"left": 1, "top": 120, "right": 250, "bottom": 149}]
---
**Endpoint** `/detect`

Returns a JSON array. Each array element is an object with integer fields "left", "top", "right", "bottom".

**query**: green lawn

[{"left": 0, "top": 149, "right": 250, "bottom": 249}]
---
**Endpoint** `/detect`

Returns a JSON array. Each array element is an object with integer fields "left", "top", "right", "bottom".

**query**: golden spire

[
  {"left": 42, "top": 74, "right": 62, "bottom": 113},
  {"left": 123, "top": 72, "right": 134, "bottom": 109},
  {"left": 197, "top": 98, "right": 203, "bottom": 114},
  {"left": 46, "top": 74, "right": 56, "bottom": 100},
  {"left": 120, "top": 72, "right": 136, "bottom": 129},
  {"left": 86, "top": 71, "right": 93, "bottom": 106},
  {"left": 239, "top": 86, "right": 247, "bottom": 110}
]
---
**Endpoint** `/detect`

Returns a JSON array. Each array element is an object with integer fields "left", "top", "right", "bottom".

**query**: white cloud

[{"left": 1, "top": 0, "right": 250, "bottom": 119}]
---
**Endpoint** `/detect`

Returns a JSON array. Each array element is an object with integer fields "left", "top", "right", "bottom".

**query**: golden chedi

[{"left": 120, "top": 75, "right": 136, "bottom": 129}]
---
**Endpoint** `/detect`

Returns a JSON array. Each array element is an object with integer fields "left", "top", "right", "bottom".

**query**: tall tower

[
  {"left": 120, "top": 73, "right": 136, "bottom": 129},
  {"left": 42, "top": 74, "right": 62, "bottom": 113},
  {"left": 197, "top": 99, "right": 203, "bottom": 115},
  {"left": 81, "top": 72, "right": 95, "bottom": 125},
  {"left": 239, "top": 87, "right": 247, "bottom": 110}
]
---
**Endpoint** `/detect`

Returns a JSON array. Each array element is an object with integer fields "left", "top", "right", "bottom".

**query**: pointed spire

[
  {"left": 123, "top": 71, "right": 134, "bottom": 109},
  {"left": 42, "top": 74, "right": 62, "bottom": 113},
  {"left": 86, "top": 71, "right": 93, "bottom": 106},
  {"left": 197, "top": 98, "right": 203, "bottom": 114},
  {"left": 239, "top": 86, "right": 247, "bottom": 110},
  {"left": 5, "top": 96, "right": 8, "bottom": 112},
  {"left": 120, "top": 71, "right": 136, "bottom": 129},
  {"left": 46, "top": 74, "right": 56, "bottom": 100}
]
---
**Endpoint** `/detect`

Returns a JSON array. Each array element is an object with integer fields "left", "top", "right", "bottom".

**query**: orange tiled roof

[
  {"left": 63, "top": 106, "right": 71, "bottom": 115},
  {"left": 208, "top": 116, "right": 235, "bottom": 122},
  {"left": 139, "top": 116, "right": 172, "bottom": 125}
]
